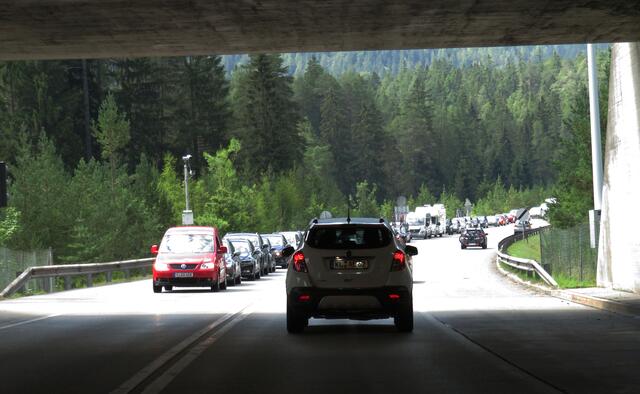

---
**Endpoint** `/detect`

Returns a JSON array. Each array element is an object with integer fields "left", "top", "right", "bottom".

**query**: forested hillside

[
  {"left": 223, "top": 44, "right": 609, "bottom": 76},
  {"left": 0, "top": 46, "right": 608, "bottom": 261}
]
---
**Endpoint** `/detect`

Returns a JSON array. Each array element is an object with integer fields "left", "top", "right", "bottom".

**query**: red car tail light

[
  {"left": 390, "top": 250, "right": 406, "bottom": 271},
  {"left": 298, "top": 294, "right": 311, "bottom": 302},
  {"left": 292, "top": 251, "right": 308, "bottom": 272},
  {"left": 388, "top": 293, "right": 401, "bottom": 300}
]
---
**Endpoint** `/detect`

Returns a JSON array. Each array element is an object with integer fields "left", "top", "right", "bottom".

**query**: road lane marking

[
  {"left": 110, "top": 308, "right": 247, "bottom": 394},
  {"left": 141, "top": 305, "right": 255, "bottom": 393},
  {"left": 0, "top": 313, "right": 60, "bottom": 331}
]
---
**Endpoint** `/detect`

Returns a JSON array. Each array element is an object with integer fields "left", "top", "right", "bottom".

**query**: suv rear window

[{"left": 306, "top": 226, "right": 392, "bottom": 249}]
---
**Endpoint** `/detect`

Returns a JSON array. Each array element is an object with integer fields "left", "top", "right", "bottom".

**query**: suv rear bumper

[{"left": 288, "top": 286, "right": 411, "bottom": 320}]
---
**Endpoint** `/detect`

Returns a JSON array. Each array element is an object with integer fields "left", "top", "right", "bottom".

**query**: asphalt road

[{"left": 1, "top": 224, "right": 638, "bottom": 393}]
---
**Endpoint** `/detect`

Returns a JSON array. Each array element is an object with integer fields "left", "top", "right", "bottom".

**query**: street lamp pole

[
  {"left": 182, "top": 154, "right": 193, "bottom": 225},
  {"left": 587, "top": 44, "right": 604, "bottom": 248}
]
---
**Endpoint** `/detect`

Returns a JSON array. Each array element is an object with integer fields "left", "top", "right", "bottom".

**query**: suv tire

[
  {"left": 394, "top": 298, "right": 414, "bottom": 333},
  {"left": 220, "top": 276, "right": 227, "bottom": 290},
  {"left": 286, "top": 304, "right": 307, "bottom": 333}
]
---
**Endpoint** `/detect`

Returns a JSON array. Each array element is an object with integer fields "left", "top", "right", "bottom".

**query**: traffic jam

[{"left": 149, "top": 203, "right": 535, "bottom": 333}]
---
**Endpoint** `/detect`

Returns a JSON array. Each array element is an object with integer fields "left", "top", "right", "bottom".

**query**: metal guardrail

[
  {"left": 0, "top": 257, "right": 154, "bottom": 298},
  {"left": 496, "top": 226, "right": 558, "bottom": 288}
]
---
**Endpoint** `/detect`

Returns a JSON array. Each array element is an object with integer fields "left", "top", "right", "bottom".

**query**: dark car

[
  {"left": 226, "top": 238, "right": 261, "bottom": 280},
  {"left": 395, "top": 225, "right": 412, "bottom": 244},
  {"left": 224, "top": 233, "right": 272, "bottom": 276},
  {"left": 280, "top": 231, "right": 303, "bottom": 249},
  {"left": 223, "top": 239, "right": 242, "bottom": 286},
  {"left": 262, "top": 233, "right": 290, "bottom": 269},
  {"left": 459, "top": 228, "right": 487, "bottom": 249}
]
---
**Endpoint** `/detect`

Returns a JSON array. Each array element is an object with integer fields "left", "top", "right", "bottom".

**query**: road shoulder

[{"left": 495, "top": 257, "right": 640, "bottom": 318}]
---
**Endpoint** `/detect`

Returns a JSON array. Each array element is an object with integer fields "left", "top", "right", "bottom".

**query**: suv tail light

[
  {"left": 390, "top": 250, "right": 406, "bottom": 271},
  {"left": 292, "top": 251, "right": 308, "bottom": 272}
]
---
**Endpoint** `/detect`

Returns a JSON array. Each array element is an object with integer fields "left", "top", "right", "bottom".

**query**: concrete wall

[{"left": 597, "top": 43, "right": 640, "bottom": 293}]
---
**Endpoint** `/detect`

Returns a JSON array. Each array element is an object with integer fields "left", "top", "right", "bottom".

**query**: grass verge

[
  {"left": 554, "top": 274, "right": 596, "bottom": 289},
  {"left": 506, "top": 234, "right": 541, "bottom": 261}
]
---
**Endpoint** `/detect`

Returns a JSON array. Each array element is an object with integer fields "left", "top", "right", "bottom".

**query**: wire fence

[
  {"left": 540, "top": 223, "right": 597, "bottom": 284},
  {"left": 0, "top": 247, "right": 54, "bottom": 294}
]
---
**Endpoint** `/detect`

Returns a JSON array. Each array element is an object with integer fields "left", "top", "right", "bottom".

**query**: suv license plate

[
  {"left": 331, "top": 258, "right": 368, "bottom": 270},
  {"left": 174, "top": 272, "right": 194, "bottom": 278}
]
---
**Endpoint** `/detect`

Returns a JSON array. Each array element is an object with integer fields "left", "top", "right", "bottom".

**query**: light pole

[
  {"left": 182, "top": 154, "right": 194, "bottom": 225},
  {"left": 587, "top": 44, "right": 603, "bottom": 248}
]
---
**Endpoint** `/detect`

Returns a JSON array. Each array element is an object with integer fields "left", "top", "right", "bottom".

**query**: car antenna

[{"left": 347, "top": 195, "right": 352, "bottom": 224}]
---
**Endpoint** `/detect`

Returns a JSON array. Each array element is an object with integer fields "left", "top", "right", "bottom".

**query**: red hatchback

[{"left": 151, "top": 226, "right": 228, "bottom": 293}]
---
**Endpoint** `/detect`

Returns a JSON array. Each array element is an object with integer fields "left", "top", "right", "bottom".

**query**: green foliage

[
  {"left": 473, "top": 179, "right": 549, "bottom": 215},
  {"left": 231, "top": 54, "right": 303, "bottom": 177},
  {"left": 195, "top": 139, "right": 252, "bottom": 234},
  {"left": 62, "top": 159, "right": 158, "bottom": 263},
  {"left": 0, "top": 46, "right": 610, "bottom": 263},
  {"left": 353, "top": 181, "right": 379, "bottom": 218},
  {"left": 93, "top": 94, "right": 130, "bottom": 162},
  {"left": 547, "top": 84, "right": 598, "bottom": 228},
  {"left": 93, "top": 94, "right": 131, "bottom": 184},
  {"left": 409, "top": 184, "right": 436, "bottom": 208},
  {"left": 0, "top": 207, "right": 20, "bottom": 246},
  {"left": 9, "top": 133, "right": 72, "bottom": 251},
  {"left": 157, "top": 154, "right": 185, "bottom": 224}
]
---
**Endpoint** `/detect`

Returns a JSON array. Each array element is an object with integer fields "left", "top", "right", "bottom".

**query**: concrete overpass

[
  {"left": 1, "top": 1, "right": 639, "bottom": 293},
  {"left": 0, "top": 1, "right": 639, "bottom": 60}
]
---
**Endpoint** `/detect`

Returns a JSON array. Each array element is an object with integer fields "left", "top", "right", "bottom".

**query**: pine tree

[{"left": 231, "top": 54, "right": 302, "bottom": 176}]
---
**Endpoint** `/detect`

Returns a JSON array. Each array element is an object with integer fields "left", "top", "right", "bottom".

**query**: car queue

[{"left": 151, "top": 226, "right": 303, "bottom": 293}]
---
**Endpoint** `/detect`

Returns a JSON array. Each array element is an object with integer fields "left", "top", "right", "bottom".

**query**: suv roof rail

[
  {"left": 310, "top": 218, "right": 318, "bottom": 225},
  {"left": 379, "top": 218, "right": 385, "bottom": 223}
]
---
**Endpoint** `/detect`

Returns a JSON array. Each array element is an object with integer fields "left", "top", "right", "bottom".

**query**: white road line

[
  {"left": 141, "top": 305, "right": 255, "bottom": 393},
  {"left": 0, "top": 314, "right": 60, "bottom": 331},
  {"left": 110, "top": 306, "right": 250, "bottom": 394}
]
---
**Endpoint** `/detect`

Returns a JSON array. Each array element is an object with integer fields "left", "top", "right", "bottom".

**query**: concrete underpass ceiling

[{"left": 1, "top": 1, "right": 640, "bottom": 61}]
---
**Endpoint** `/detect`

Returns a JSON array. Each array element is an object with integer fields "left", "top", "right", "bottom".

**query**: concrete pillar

[{"left": 597, "top": 43, "right": 640, "bottom": 293}]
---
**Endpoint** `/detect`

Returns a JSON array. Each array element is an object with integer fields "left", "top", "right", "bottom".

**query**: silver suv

[{"left": 283, "top": 218, "right": 418, "bottom": 333}]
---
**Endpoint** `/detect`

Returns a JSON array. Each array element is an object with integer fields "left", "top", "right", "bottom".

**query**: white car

[{"left": 283, "top": 217, "right": 418, "bottom": 333}]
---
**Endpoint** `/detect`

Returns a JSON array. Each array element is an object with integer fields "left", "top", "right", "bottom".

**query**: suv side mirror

[
  {"left": 404, "top": 245, "right": 418, "bottom": 256},
  {"left": 219, "top": 246, "right": 228, "bottom": 254},
  {"left": 150, "top": 245, "right": 159, "bottom": 255},
  {"left": 282, "top": 245, "right": 295, "bottom": 257}
]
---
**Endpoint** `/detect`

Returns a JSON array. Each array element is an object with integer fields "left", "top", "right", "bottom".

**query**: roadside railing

[
  {"left": 0, "top": 257, "right": 154, "bottom": 298},
  {"left": 496, "top": 226, "right": 558, "bottom": 288}
]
